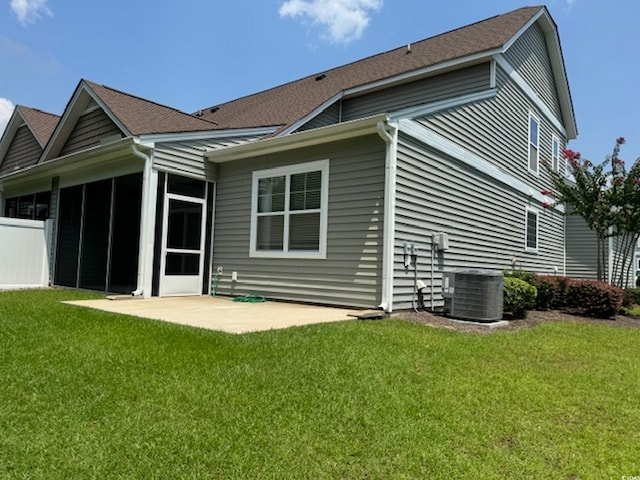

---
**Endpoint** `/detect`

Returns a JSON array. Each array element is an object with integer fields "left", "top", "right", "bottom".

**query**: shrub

[
  {"left": 566, "top": 280, "right": 623, "bottom": 318},
  {"left": 622, "top": 287, "right": 640, "bottom": 307},
  {"left": 530, "top": 275, "right": 570, "bottom": 310},
  {"left": 503, "top": 277, "right": 537, "bottom": 319},
  {"left": 503, "top": 269, "right": 535, "bottom": 284}
]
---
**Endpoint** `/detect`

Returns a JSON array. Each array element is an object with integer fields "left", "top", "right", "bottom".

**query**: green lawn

[{"left": 1, "top": 289, "right": 639, "bottom": 479}]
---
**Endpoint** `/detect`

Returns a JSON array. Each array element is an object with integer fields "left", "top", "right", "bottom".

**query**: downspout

[
  {"left": 377, "top": 119, "right": 398, "bottom": 313},
  {"left": 130, "top": 143, "right": 153, "bottom": 297}
]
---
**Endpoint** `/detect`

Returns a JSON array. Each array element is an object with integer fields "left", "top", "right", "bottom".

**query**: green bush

[
  {"left": 503, "top": 269, "right": 535, "bottom": 284},
  {"left": 530, "top": 275, "right": 570, "bottom": 310},
  {"left": 622, "top": 287, "right": 640, "bottom": 307},
  {"left": 566, "top": 280, "right": 623, "bottom": 318},
  {"left": 503, "top": 276, "right": 537, "bottom": 319}
]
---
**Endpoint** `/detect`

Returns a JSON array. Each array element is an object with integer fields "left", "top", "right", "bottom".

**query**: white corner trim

[
  {"left": 398, "top": 119, "right": 565, "bottom": 213},
  {"left": 494, "top": 54, "right": 566, "bottom": 137},
  {"left": 389, "top": 89, "right": 497, "bottom": 122}
]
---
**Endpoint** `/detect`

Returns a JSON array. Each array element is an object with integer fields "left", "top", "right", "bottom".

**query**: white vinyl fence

[{"left": 0, "top": 218, "right": 52, "bottom": 290}]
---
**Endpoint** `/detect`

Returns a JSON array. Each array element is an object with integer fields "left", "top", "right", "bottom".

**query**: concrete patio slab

[{"left": 64, "top": 296, "right": 363, "bottom": 334}]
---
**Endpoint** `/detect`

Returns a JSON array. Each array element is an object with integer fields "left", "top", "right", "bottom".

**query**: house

[{"left": 0, "top": 6, "right": 577, "bottom": 312}]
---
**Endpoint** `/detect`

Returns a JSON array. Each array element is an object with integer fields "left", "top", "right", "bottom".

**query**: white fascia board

[
  {"left": 0, "top": 137, "right": 143, "bottom": 187},
  {"left": 389, "top": 88, "right": 497, "bottom": 122},
  {"left": 502, "top": 8, "right": 545, "bottom": 52},
  {"left": 398, "top": 119, "right": 565, "bottom": 213},
  {"left": 494, "top": 54, "right": 566, "bottom": 137},
  {"left": 140, "top": 126, "right": 280, "bottom": 145},
  {"left": 278, "top": 92, "right": 344, "bottom": 137},
  {"left": 205, "top": 114, "right": 388, "bottom": 163}
]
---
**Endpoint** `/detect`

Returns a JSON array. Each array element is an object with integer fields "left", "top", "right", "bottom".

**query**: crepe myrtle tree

[{"left": 543, "top": 137, "right": 640, "bottom": 288}]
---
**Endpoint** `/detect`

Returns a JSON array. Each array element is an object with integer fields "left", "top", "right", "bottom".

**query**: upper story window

[
  {"left": 528, "top": 113, "right": 540, "bottom": 175},
  {"left": 250, "top": 160, "right": 329, "bottom": 259},
  {"left": 551, "top": 135, "right": 562, "bottom": 174}
]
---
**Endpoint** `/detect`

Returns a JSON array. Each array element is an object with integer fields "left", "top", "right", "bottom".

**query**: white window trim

[
  {"left": 528, "top": 112, "right": 540, "bottom": 176},
  {"left": 250, "top": 159, "right": 329, "bottom": 259},
  {"left": 525, "top": 207, "right": 539, "bottom": 253}
]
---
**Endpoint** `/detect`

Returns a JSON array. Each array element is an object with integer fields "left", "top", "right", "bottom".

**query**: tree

[{"left": 544, "top": 138, "right": 640, "bottom": 288}]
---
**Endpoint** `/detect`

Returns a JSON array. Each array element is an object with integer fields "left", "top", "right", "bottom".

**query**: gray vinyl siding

[
  {"left": 297, "top": 103, "right": 341, "bottom": 132},
  {"left": 154, "top": 135, "right": 268, "bottom": 181},
  {"left": 0, "top": 125, "right": 41, "bottom": 176},
  {"left": 418, "top": 65, "right": 566, "bottom": 195},
  {"left": 609, "top": 234, "right": 636, "bottom": 288},
  {"left": 341, "top": 63, "right": 491, "bottom": 122},
  {"left": 392, "top": 134, "right": 565, "bottom": 311},
  {"left": 565, "top": 215, "right": 599, "bottom": 280},
  {"left": 59, "top": 109, "right": 123, "bottom": 157},
  {"left": 213, "top": 136, "right": 385, "bottom": 308},
  {"left": 504, "top": 23, "right": 562, "bottom": 120}
]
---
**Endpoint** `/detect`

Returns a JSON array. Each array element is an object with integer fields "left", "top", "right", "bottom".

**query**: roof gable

[{"left": 0, "top": 106, "right": 59, "bottom": 175}]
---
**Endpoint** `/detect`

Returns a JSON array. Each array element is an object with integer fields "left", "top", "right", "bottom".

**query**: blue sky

[{"left": 1, "top": 0, "right": 638, "bottom": 163}]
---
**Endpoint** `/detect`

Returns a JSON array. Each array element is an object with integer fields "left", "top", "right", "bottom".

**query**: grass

[{"left": 1, "top": 289, "right": 640, "bottom": 479}]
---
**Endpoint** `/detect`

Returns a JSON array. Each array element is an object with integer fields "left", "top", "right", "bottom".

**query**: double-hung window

[
  {"left": 250, "top": 160, "right": 329, "bottom": 258},
  {"left": 525, "top": 207, "right": 539, "bottom": 252},
  {"left": 528, "top": 112, "right": 540, "bottom": 175}
]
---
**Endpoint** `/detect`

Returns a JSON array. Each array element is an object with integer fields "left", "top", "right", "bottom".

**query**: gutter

[
  {"left": 205, "top": 114, "right": 388, "bottom": 163},
  {"left": 0, "top": 137, "right": 136, "bottom": 187},
  {"left": 376, "top": 120, "right": 398, "bottom": 313}
]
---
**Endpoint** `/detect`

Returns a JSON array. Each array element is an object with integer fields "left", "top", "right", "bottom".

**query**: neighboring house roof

[
  {"left": 15, "top": 106, "right": 60, "bottom": 147},
  {"left": 0, "top": 105, "right": 60, "bottom": 175},
  {"left": 195, "top": 5, "right": 575, "bottom": 137}
]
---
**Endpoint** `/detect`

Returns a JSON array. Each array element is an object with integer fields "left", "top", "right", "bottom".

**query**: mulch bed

[{"left": 396, "top": 309, "right": 640, "bottom": 335}]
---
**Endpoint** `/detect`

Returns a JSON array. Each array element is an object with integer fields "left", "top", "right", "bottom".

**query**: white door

[{"left": 159, "top": 193, "right": 206, "bottom": 296}]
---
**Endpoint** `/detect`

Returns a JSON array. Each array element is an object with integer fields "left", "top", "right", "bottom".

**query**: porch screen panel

[
  {"left": 79, "top": 179, "right": 112, "bottom": 291},
  {"left": 108, "top": 173, "right": 142, "bottom": 294},
  {"left": 55, "top": 185, "right": 83, "bottom": 287}
]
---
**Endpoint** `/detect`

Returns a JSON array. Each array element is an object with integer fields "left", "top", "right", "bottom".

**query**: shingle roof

[
  {"left": 196, "top": 6, "right": 543, "bottom": 132},
  {"left": 84, "top": 80, "right": 220, "bottom": 136},
  {"left": 17, "top": 106, "right": 59, "bottom": 147}
]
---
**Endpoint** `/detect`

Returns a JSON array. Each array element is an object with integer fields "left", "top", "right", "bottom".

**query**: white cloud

[
  {"left": 0, "top": 98, "right": 15, "bottom": 138},
  {"left": 10, "top": 0, "right": 53, "bottom": 25},
  {"left": 279, "top": 0, "right": 382, "bottom": 44}
]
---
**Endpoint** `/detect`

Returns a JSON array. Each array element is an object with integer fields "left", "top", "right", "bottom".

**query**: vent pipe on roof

[{"left": 406, "top": 44, "right": 412, "bottom": 54}]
